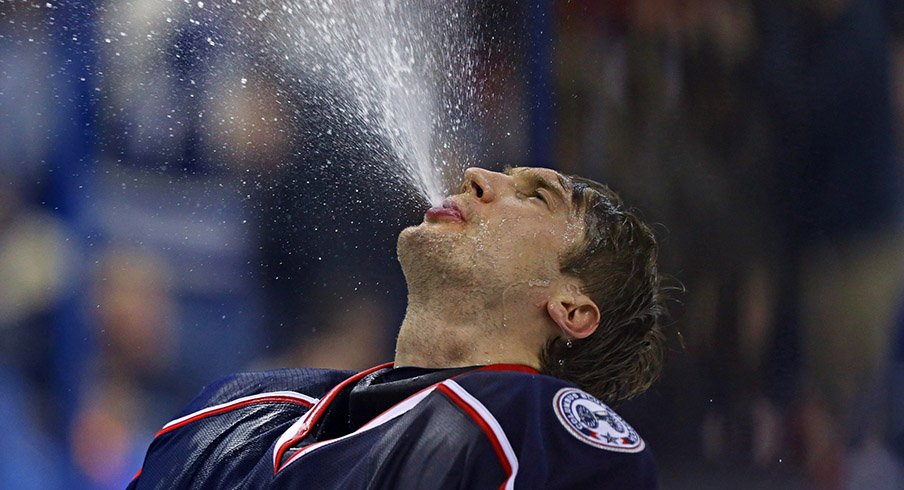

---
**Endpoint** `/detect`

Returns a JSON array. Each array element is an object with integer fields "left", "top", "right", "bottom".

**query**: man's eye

[{"left": 517, "top": 189, "right": 548, "bottom": 206}]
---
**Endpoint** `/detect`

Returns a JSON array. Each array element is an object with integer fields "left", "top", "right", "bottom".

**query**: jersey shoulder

[
  {"left": 450, "top": 368, "right": 658, "bottom": 489},
  {"left": 131, "top": 368, "right": 354, "bottom": 489}
]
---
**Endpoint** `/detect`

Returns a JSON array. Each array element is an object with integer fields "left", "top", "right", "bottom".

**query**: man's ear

[{"left": 546, "top": 285, "right": 601, "bottom": 340}]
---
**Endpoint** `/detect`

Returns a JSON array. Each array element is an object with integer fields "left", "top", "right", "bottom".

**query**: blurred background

[{"left": 1, "top": 0, "right": 903, "bottom": 488}]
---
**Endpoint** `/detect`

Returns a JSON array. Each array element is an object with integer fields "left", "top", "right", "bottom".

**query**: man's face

[{"left": 398, "top": 166, "right": 584, "bottom": 295}]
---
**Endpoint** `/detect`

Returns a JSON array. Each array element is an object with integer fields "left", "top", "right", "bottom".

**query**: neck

[{"left": 393, "top": 284, "right": 547, "bottom": 370}]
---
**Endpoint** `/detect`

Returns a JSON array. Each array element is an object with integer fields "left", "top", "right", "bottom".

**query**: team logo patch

[{"left": 553, "top": 388, "right": 645, "bottom": 453}]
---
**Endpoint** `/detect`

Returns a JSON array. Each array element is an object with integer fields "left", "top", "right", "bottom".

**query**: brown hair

[{"left": 539, "top": 176, "right": 668, "bottom": 406}]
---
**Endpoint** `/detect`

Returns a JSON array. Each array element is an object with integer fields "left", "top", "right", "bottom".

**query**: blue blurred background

[{"left": 1, "top": 0, "right": 904, "bottom": 488}]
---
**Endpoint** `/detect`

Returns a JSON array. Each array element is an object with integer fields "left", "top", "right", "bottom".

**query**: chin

[
  {"left": 397, "top": 224, "right": 447, "bottom": 264},
  {"left": 396, "top": 224, "right": 428, "bottom": 254},
  {"left": 397, "top": 224, "right": 476, "bottom": 287}
]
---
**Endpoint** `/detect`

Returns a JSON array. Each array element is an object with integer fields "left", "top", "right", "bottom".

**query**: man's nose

[{"left": 462, "top": 167, "right": 498, "bottom": 203}]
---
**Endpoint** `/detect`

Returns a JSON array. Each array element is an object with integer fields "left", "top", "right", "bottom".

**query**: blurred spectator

[
  {"left": 0, "top": 177, "right": 74, "bottom": 417},
  {"left": 82, "top": 160, "right": 266, "bottom": 402},
  {"left": 70, "top": 246, "right": 180, "bottom": 488},
  {"left": 89, "top": 247, "right": 180, "bottom": 411}
]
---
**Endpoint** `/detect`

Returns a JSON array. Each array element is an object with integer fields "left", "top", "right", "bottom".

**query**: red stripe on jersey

[
  {"left": 155, "top": 395, "right": 314, "bottom": 438},
  {"left": 476, "top": 364, "right": 539, "bottom": 375},
  {"left": 436, "top": 383, "right": 512, "bottom": 489},
  {"left": 273, "top": 362, "right": 393, "bottom": 473}
]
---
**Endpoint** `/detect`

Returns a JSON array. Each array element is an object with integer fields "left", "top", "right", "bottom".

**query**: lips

[{"left": 425, "top": 198, "right": 465, "bottom": 223}]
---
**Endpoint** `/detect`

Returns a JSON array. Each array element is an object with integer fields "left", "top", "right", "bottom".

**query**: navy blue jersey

[{"left": 129, "top": 363, "right": 658, "bottom": 489}]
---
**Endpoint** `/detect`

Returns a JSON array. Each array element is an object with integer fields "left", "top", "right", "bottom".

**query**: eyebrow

[{"left": 504, "top": 166, "right": 572, "bottom": 208}]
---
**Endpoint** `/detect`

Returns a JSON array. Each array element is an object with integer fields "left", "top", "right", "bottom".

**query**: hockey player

[{"left": 129, "top": 166, "right": 667, "bottom": 489}]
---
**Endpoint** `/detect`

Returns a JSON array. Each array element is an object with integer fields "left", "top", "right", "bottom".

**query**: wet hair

[{"left": 539, "top": 176, "right": 668, "bottom": 406}]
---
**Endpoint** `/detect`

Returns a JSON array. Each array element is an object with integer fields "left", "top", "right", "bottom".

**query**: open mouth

[{"left": 425, "top": 198, "right": 465, "bottom": 223}]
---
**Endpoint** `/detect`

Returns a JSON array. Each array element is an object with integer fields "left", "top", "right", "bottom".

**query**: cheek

[
  {"left": 473, "top": 215, "right": 570, "bottom": 268},
  {"left": 476, "top": 221, "right": 551, "bottom": 256},
  {"left": 520, "top": 224, "right": 568, "bottom": 258}
]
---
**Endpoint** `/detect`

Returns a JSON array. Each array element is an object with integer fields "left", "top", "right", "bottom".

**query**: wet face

[{"left": 397, "top": 166, "right": 584, "bottom": 297}]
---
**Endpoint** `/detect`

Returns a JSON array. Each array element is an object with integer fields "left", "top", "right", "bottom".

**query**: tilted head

[{"left": 396, "top": 167, "right": 667, "bottom": 404}]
